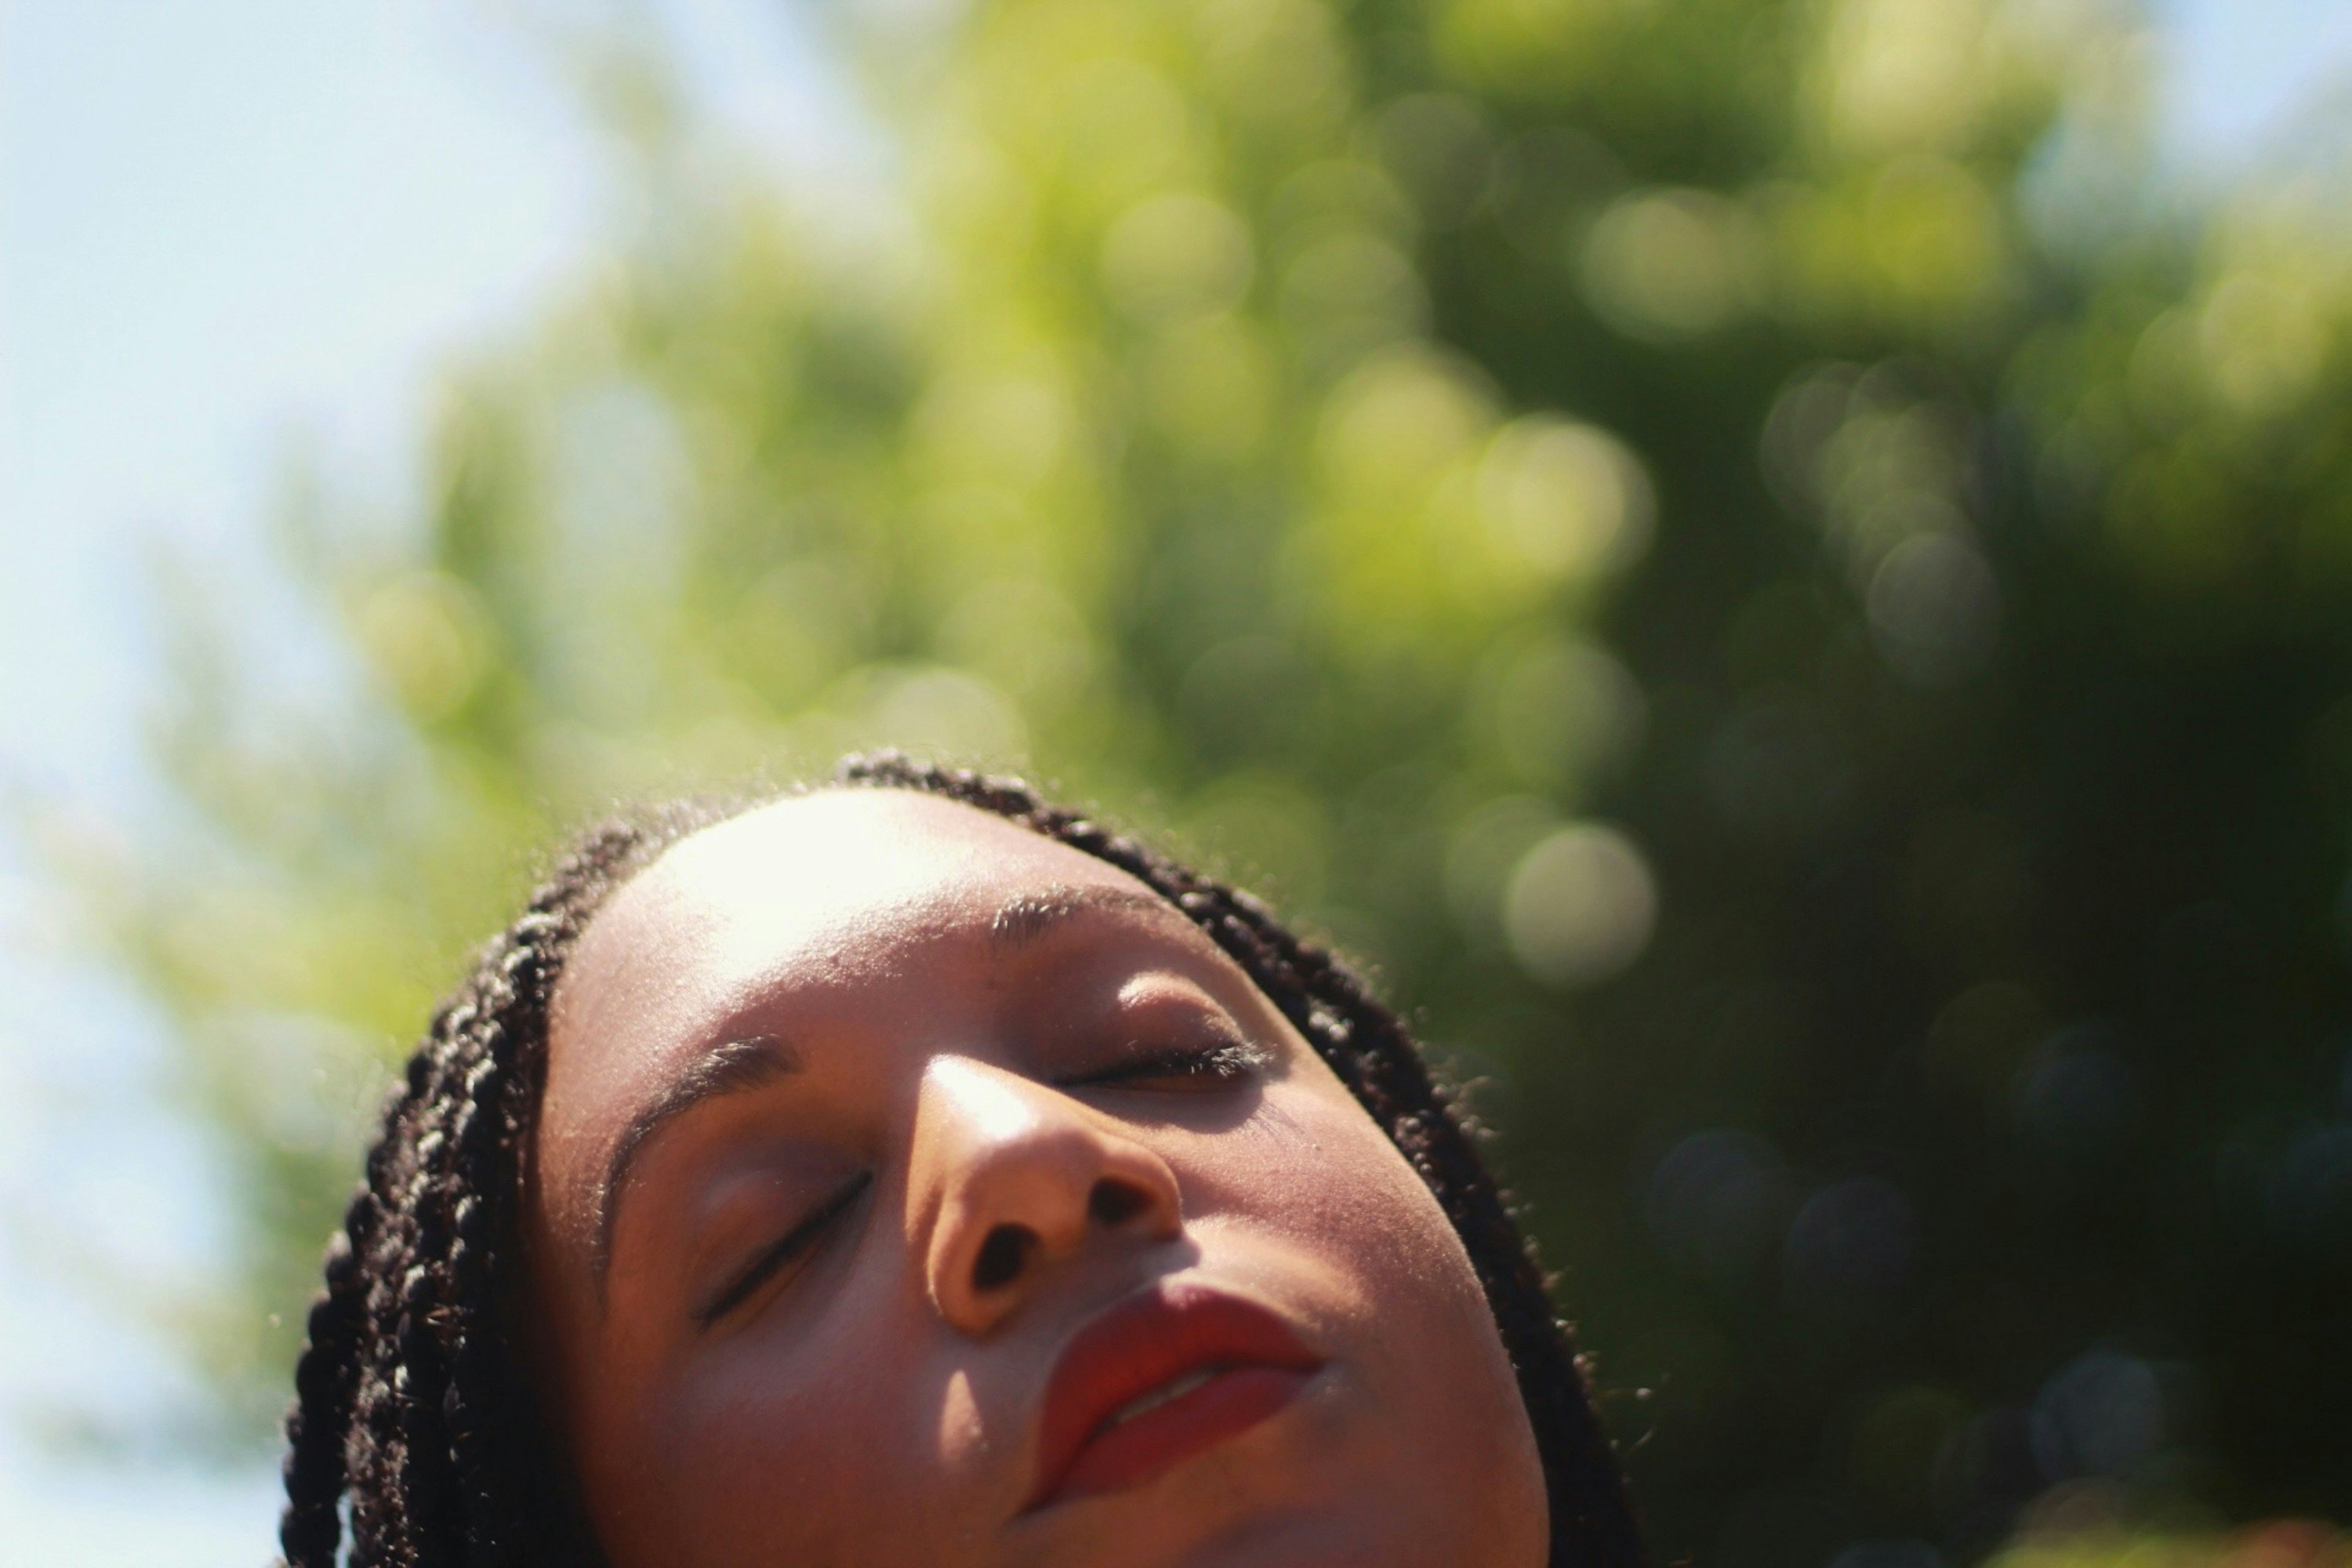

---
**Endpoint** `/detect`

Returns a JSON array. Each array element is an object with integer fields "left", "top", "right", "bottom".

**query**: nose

[{"left": 910, "top": 1057, "right": 1183, "bottom": 1338}]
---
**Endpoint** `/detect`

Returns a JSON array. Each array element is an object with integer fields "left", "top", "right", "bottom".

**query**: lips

[{"left": 1025, "top": 1279, "right": 1324, "bottom": 1512}]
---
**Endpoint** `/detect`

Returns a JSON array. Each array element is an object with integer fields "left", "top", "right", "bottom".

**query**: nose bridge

[
  {"left": 919, "top": 1054, "right": 1062, "bottom": 1157},
  {"left": 910, "top": 1056, "right": 1112, "bottom": 1243},
  {"left": 911, "top": 1055, "right": 1181, "bottom": 1336}
]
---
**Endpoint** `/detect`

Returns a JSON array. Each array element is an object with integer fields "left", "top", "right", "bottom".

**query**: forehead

[
  {"left": 542, "top": 792, "right": 1167, "bottom": 1153},
  {"left": 557, "top": 788, "right": 1158, "bottom": 1030}
]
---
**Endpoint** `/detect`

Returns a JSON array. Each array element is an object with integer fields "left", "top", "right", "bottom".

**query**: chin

[{"left": 1018, "top": 1381, "right": 1501, "bottom": 1568}]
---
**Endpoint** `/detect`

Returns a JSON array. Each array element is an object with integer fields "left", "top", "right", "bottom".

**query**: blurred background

[{"left": 8, "top": 0, "right": 2352, "bottom": 1563}]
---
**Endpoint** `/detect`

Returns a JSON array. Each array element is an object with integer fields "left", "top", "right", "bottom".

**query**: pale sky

[
  {"left": 0, "top": 3, "right": 854, "bottom": 1558},
  {"left": 0, "top": 0, "right": 2344, "bottom": 1560}
]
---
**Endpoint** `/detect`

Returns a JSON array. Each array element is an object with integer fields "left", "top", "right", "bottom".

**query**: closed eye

[
  {"left": 696, "top": 1171, "right": 872, "bottom": 1329},
  {"left": 1058, "top": 1037, "right": 1272, "bottom": 1092}
]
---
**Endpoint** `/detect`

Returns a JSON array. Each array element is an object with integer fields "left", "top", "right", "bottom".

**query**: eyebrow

[
  {"left": 989, "top": 884, "right": 1189, "bottom": 946},
  {"left": 593, "top": 1033, "right": 800, "bottom": 1283}
]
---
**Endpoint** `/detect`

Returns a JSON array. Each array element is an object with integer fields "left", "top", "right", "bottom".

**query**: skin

[{"left": 525, "top": 789, "right": 1548, "bottom": 1567}]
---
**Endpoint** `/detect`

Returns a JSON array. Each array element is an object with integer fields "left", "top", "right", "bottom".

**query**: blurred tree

[{"left": 48, "top": 0, "right": 2352, "bottom": 1563}]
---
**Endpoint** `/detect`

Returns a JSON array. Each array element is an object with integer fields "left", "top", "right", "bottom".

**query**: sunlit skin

[{"left": 524, "top": 790, "right": 1548, "bottom": 1566}]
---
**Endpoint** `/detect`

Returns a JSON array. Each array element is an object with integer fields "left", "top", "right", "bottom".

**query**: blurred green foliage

[
  {"left": 1992, "top": 1517, "right": 2352, "bottom": 1568},
  {"left": 56, "top": 0, "right": 2352, "bottom": 1562}
]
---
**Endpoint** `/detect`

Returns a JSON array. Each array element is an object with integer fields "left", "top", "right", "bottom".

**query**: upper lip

[{"left": 1024, "top": 1277, "right": 1323, "bottom": 1512}]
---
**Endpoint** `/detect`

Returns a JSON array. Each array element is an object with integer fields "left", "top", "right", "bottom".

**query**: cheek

[
  {"left": 1202, "top": 1081, "right": 1486, "bottom": 1319},
  {"left": 1182, "top": 1082, "right": 1549, "bottom": 1561},
  {"left": 575, "top": 1273, "right": 986, "bottom": 1568}
]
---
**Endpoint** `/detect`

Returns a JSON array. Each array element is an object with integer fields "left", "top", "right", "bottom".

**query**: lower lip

[{"left": 1046, "top": 1365, "right": 1316, "bottom": 1507}]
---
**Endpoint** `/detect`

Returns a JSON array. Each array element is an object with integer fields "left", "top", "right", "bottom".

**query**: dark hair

[{"left": 277, "top": 753, "right": 1644, "bottom": 1568}]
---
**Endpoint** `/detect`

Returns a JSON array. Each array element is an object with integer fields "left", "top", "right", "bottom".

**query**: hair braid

[
  {"left": 278, "top": 760, "right": 1641, "bottom": 1568},
  {"left": 430, "top": 916, "right": 568, "bottom": 1566},
  {"left": 276, "top": 818, "right": 692, "bottom": 1567},
  {"left": 278, "top": 1185, "right": 380, "bottom": 1566},
  {"left": 281, "top": 1029, "right": 457, "bottom": 1567},
  {"left": 348, "top": 1047, "right": 456, "bottom": 1563},
  {"left": 437, "top": 1029, "right": 521, "bottom": 1564}
]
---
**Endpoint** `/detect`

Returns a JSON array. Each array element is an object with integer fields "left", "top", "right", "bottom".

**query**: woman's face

[{"left": 526, "top": 790, "right": 1547, "bottom": 1567}]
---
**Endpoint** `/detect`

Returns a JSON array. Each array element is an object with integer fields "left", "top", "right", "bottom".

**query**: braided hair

[{"left": 277, "top": 754, "right": 1644, "bottom": 1568}]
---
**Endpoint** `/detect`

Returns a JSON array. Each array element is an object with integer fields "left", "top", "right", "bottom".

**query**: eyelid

[
  {"left": 1057, "top": 1033, "right": 1273, "bottom": 1089},
  {"left": 695, "top": 1170, "right": 872, "bottom": 1330}
]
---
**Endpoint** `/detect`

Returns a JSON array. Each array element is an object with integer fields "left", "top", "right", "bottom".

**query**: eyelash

[
  {"left": 1063, "top": 1036, "right": 1273, "bottom": 1090},
  {"left": 697, "top": 1170, "right": 873, "bottom": 1330}
]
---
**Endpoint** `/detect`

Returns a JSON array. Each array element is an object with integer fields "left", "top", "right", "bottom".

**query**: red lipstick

[{"left": 1025, "top": 1279, "right": 1323, "bottom": 1512}]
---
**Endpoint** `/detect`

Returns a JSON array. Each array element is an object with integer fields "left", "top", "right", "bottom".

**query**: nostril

[
  {"left": 1087, "top": 1178, "right": 1148, "bottom": 1229},
  {"left": 972, "top": 1224, "right": 1034, "bottom": 1292}
]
